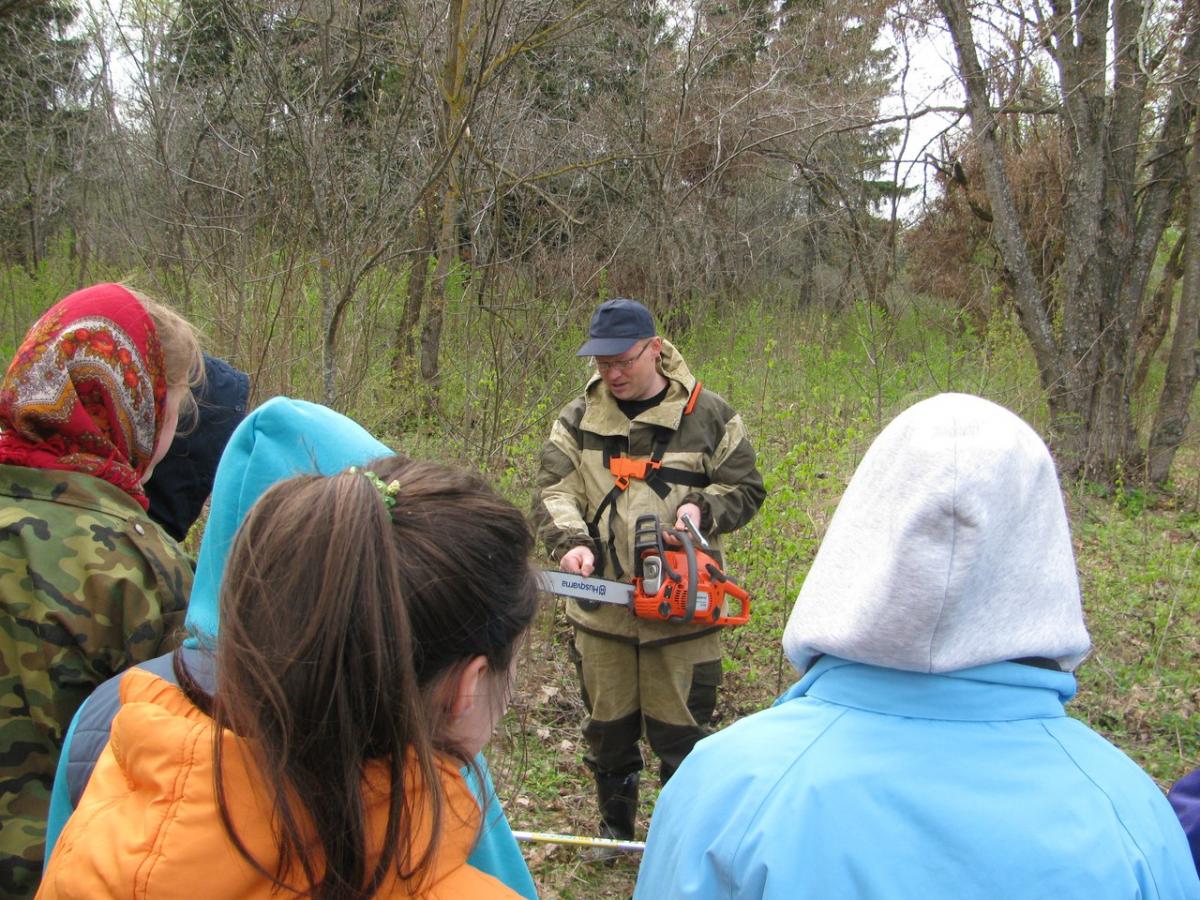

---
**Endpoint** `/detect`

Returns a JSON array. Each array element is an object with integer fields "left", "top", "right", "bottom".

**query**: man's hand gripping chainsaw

[{"left": 539, "top": 513, "right": 751, "bottom": 627}]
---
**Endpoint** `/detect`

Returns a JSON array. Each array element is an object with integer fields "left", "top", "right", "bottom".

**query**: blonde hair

[{"left": 123, "top": 286, "right": 204, "bottom": 425}]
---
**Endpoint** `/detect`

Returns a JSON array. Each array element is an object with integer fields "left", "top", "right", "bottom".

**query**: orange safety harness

[{"left": 588, "top": 382, "right": 709, "bottom": 580}]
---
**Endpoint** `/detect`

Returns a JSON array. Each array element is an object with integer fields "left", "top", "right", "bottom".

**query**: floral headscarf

[{"left": 0, "top": 283, "right": 168, "bottom": 509}]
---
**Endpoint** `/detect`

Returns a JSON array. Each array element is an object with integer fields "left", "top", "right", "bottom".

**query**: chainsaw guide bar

[
  {"left": 536, "top": 570, "right": 635, "bottom": 607},
  {"left": 537, "top": 514, "right": 750, "bottom": 627}
]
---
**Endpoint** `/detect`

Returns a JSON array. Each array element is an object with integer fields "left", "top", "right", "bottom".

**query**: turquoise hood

[{"left": 183, "top": 397, "right": 390, "bottom": 642}]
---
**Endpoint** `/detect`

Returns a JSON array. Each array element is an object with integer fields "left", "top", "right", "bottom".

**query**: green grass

[
  {"left": 3, "top": 262, "right": 1197, "bottom": 898},
  {"left": 475, "top": 300, "right": 1199, "bottom": 897},
  {"left": 1070, "top": 488, "right": 1200, "bottom": 784}
]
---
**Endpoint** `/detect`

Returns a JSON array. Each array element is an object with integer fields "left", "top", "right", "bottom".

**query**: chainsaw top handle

[
  {"left": 632, "top": 512, "right": 698, "bottom": 624},
  {"left": 677, "top": 524, "right": 698, "bottom": 623}
]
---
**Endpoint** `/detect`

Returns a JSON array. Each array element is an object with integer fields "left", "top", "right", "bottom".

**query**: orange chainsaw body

[{"left": 629, "top": 515, "right": 751, "bottom": 627}]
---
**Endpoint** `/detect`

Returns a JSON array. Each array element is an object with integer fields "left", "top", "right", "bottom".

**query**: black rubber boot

[
  {"left": 596, "top": 770, "right": 638, "bottom": 840},
  {"left": 584, "top": 771, "right": 639, "bottom": 862}
]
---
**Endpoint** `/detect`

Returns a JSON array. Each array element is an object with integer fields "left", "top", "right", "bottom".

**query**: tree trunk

[
  {"left": 936, "top": 0, "right": 1071, "bottom": 440},
  {"left": 1133, "top": 233, "right": 1185, "bottom": 393},
  {"left": 420, "top": 0, "right": 471, "bottom": 393},
  {"left": 320, "top": 256, "right": 338, "bottom": 405},
  {"left": 420, "top": 176, "right": 459, "bottom": 389},
  {"left": 21, "top": 164, "right": 40, "bottom": 273},
  {"left": 395, "top": 198, "right": 435, "bottom": 376},
  {"left": 1148, "top": 123, "right": 1200, "bottom": 484},
  {"left": 398, "top": 248, "right": 429, "bottom": 361},
  {"left": 937, "top": 0, "right": 1197, "bottom": 481}
]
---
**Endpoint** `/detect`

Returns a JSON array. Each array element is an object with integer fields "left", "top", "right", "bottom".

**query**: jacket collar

[
  {"left": 778, "top": 656, "right": 1076, "bottom": 722},
  {"left": 0, "top": 462, "right": 145, "bottom": 520},
  {"left": 580, "top": 338, "right": 696, "bottom": 436}
]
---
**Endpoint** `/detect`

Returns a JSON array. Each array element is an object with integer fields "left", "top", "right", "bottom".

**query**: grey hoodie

[{"left": 783, "top": 392, "right": 1091, "bottom": 675}]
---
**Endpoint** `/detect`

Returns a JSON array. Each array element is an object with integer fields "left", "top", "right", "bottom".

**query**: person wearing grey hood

[{"left": 635, "top": 393, "right": 1198, "bottom": 899}]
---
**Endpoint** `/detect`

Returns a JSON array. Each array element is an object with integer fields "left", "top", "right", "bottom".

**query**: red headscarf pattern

[{"left": 0, "top": 283, "right": 168, "bottom": 509}]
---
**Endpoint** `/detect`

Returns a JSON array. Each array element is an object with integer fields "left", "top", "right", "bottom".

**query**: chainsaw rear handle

[{"left": 706, "top": 563, "right": 751, "bottom": 626}]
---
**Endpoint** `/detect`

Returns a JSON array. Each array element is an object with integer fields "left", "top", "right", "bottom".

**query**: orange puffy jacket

[{"left": 39, "top": 669, "right": 520, "bottom": 899}]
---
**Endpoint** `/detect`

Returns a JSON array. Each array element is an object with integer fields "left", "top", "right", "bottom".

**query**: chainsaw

[{"left": 539, "top": 513, "right": 751, "bottom": 627}]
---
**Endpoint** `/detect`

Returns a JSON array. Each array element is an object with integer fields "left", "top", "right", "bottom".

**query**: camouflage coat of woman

[
  {"left": 0, "top": 466, "right": 192, "bottom": 895},
  {"left": 0, "top": 285, "right": 195, "bottom": 898}
]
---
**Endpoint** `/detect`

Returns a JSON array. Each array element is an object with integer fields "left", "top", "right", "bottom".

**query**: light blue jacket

[
  {"left": 46, "top": 398, "right": 537, "bottom": 899},
  {"left": 635, "top": 656, "right": 1200, "bottom": 899}
]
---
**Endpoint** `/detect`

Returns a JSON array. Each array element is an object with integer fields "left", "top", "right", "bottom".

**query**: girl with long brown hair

[{"left": 41, "top": 455, "right": 540, "bottom": 899}]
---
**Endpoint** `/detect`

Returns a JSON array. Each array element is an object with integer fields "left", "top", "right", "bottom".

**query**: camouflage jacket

[
  {"left": 533, "top": 340, "right": 765, "bottom": 646},
  {"left": 0, "top": 464, "right": 193, "bottom": 898}
]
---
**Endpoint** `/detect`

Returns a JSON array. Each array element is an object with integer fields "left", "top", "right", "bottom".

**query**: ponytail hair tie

[{"left": 347, "top": 466, "right": 401, "bottom": 509}]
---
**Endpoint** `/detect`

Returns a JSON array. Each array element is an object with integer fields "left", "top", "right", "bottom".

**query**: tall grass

[{"left": 3, "top": 261, "right": 1197, "bottom": 898}]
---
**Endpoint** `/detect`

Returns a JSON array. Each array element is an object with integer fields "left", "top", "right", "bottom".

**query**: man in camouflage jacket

[
  {"left": 534, "top": 299, "right": 765, "bottom": 846},
  {"left": 0, "top": 465, "right": 192, "bottom": 896}
]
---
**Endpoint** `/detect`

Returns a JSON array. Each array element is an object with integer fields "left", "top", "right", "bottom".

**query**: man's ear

[{"left": 447, "top": 655, "right": 490, "bottom": 717}]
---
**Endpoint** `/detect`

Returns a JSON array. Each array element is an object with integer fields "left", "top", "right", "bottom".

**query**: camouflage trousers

[
  {"left": 570, "top": 629, "right": 722, "bottom": 783},
  {"left": 0, "top": 712, "right": 56, "bottom": 899}
]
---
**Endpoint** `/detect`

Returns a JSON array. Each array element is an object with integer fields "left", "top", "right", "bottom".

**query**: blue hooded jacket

[
  {"left": 636, "top": 657, "right": 1198, "bottom": 899},
  {"left": 636, "top": 395, "right": 1198, "bottom": 899},
  {"left": 45, "top": 398, "right": 537, "bottom": 899}
]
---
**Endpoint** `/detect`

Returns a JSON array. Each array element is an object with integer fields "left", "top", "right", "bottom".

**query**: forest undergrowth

[
  {"left": 3, "top": 268, "right": 1197, "bottom": 899},
  {"left": 472, "top": 299, "right": 1200, "bottom": 899}
]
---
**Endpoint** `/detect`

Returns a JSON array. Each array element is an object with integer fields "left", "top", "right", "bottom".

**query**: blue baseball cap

[{"left": 576, "top": 298, "right": 657, "bottom": 357}]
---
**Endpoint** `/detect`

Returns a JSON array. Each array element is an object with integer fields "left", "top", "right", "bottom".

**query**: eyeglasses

[{"left": 595, "top": 342, "right": 651, "bottom": 373}]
